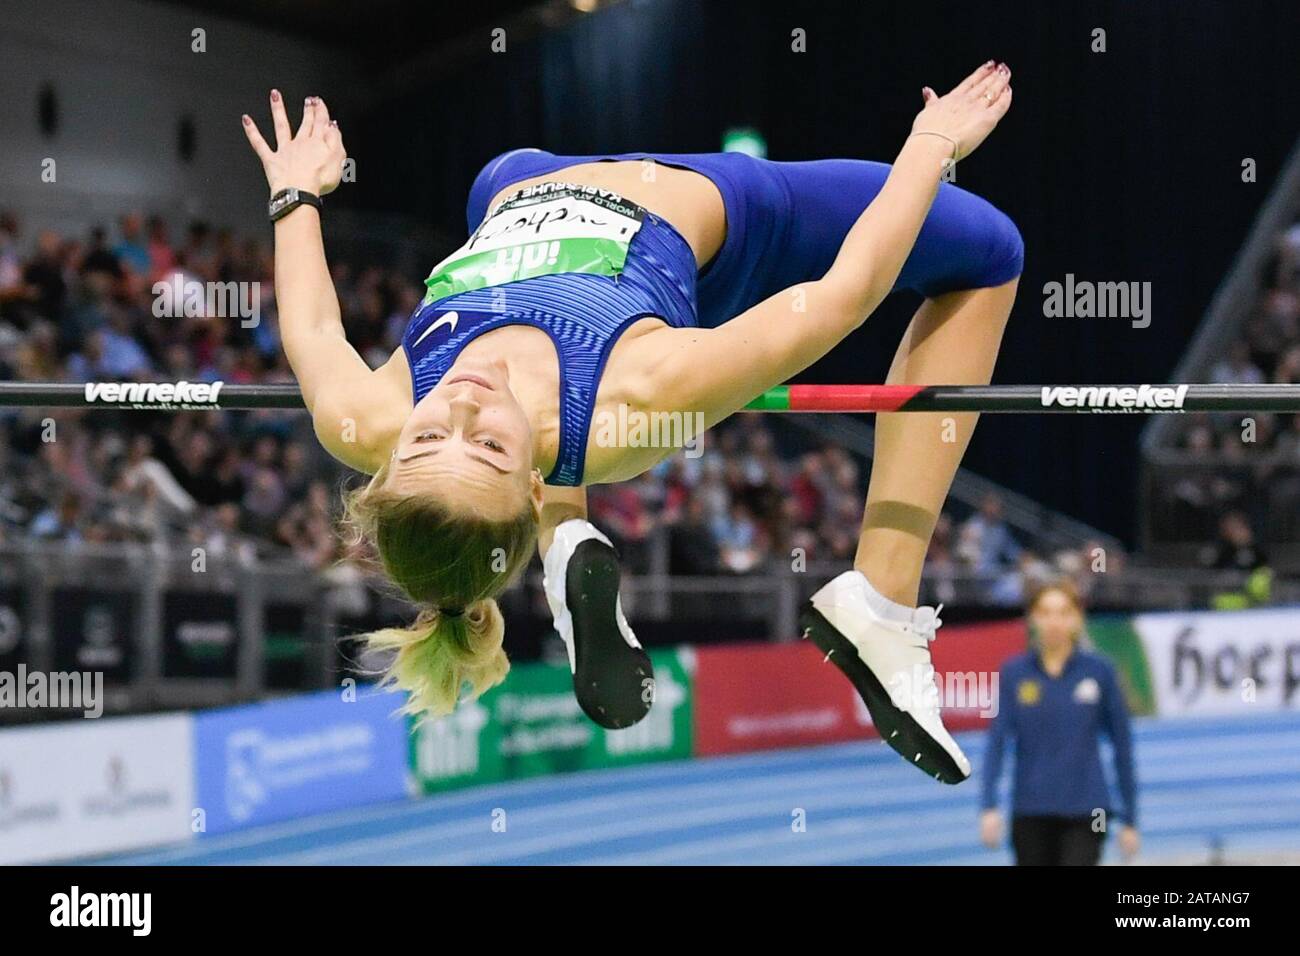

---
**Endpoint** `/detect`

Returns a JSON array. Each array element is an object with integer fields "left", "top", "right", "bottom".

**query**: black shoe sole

[
  {"left": 568, "top": 538, "right": 655, "bottom": 729},
  {"left": 800, "top": 604, "right": 967, "bottom": 784}
]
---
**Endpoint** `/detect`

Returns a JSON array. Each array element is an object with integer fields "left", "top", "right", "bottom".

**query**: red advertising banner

[
  {"left": 693, "top": 641, "right": 861, "bottom": 756},
  {"left": 931, "top": 618, "right": 1028, "bottom": 730},
  {"left": 693, "top": 619, "right": 1027, "bottom": 757}
]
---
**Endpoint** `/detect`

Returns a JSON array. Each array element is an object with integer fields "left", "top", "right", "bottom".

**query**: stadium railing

[{"left": 2, "top": 540, "right": 1294, "bottom": 723}]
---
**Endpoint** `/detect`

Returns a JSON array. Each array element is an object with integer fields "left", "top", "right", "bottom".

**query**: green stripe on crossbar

[{"left": 744, "top": 386, "right": 790, "bottom": 411}]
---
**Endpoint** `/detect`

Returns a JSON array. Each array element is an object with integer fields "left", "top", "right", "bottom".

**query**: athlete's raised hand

[
  {"left": 912, "top": 61, "right": 1012, "bottom": 161},
  {"left": 242, "top": 90, "right": 347, "bottom": 197}
]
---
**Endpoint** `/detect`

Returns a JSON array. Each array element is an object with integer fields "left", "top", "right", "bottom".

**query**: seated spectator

[
  {"left": 654, "top": 457, "right": 692, "bottom": 525},
  {"left": 713, "top": 501, "right": 765, "bottom": 573},
  {"left": 80, "top": 226, "right": 122, "bottom": 281},
  {"left": 242, "top": 467, "right": 288, "bottom": 537},
  {"left": 1210, "top": 341, "right": 1264, "bottom": 385},
  {"left": 62, "top": 267, "right": 114, "bottom": 354},
  {"left": 113, "top": 212, "right": 151, "bottom": 277},
  {"left": 30, "top": 491, "right": 84, "bottom": 541},
  {"left": 789, "top": 451, "right": 825, "bottom": 526},
  {"left": 146, "top": 215, "right": 176, "bottom": 283},
  {"left": 1278, "top": 219, "right": 1300, "bottom": 289},
  {"left": 1245, "top": 288, "right": 1299, "bottom": 373},
  {"left": 281, "top": 440, "right": 314, "bottom": 500},
  {"left": 589, "top": 483, "right": 652, "bottom": 568},
  {"left": 1201, "top": 510, "right": 1268, "bottom": 571},
  {"left": 1275, "top": 414, "right": 1300, "bottom": 459},
  {"left": 987, "top": 550, "right": 1054, "bottom": 606},
  {"left": 199, "top": 502, "right": 257, "bottom": 563},
  {"left": 0, "top": 213, "right": 27, "bottom": 317},
  {"left": 277, "top": 480, "right": 337, "bottom": 569},
  {"left": 669, "top": 497, "right": 720, "bottom": 575},
  {"left": 119, "top": 434, "right": 195, "bottom": 518},
  {"left": 13, "top": 320, "right": 60, "bottom": 381},
  {"left": 97, "top": 309, "right": 154, "bottom": 379},
  {"left": 959, "top": 493, "right": 1022, "bottom": 573},
  {"left": 211, "top": 448, "right": 248, "bottom": 505},
  {"left": 1274, "top": 344, "right": 1300, "bottom": 385},
  {"left": 925, "top": 512, "right": 957, "bottom": 576},
  {"left": 20, "top": 230, "right": 67, "bottom": 324},
  {"left": 180, "top": 221, "right": 217, "bottom": 281}
]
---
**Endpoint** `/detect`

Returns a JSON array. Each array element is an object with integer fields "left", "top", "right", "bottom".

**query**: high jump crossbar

[{"left": 0, "top": 382, "right": 1297, "bottom": 413}]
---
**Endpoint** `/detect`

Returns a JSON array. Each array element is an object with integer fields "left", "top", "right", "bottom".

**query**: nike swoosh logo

[{"left": 412, "top": 310, "right": 459, "bottom": 348}]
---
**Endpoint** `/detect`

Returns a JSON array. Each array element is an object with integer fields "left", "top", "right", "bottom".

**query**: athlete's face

[
  {"left": 1029, "top": 589, "right": 1083, "bottom": 651},
  {"left": 390, "top": 356, "right": 543, "bottom": 521}
]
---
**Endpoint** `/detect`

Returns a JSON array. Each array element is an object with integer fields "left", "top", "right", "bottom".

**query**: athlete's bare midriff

[{"left": 486, "top": 160, "right": 728, "bottom": 268}]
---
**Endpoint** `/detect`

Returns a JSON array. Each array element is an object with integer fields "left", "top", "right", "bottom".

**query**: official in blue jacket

[{"left": 980, "top": 579, "right": 1140, "bottom": 864}]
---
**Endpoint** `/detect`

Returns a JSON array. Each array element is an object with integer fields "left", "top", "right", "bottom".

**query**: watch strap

[{"left": 268, "top": 187, "right": 322, "bottom": 222}]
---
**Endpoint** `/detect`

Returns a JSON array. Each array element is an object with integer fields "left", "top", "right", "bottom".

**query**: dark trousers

[{"left": 1011, "top": 815, "right": 1106, "bottom": 866}]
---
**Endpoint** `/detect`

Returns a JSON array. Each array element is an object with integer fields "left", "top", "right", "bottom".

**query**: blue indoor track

[{"left": 95, "top": 711, "right": 1300, "bottom": 865}]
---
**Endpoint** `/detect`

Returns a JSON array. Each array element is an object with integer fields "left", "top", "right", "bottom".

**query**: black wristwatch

[{"left": 268, "top": 187, "right": 322, "bottom": 222}]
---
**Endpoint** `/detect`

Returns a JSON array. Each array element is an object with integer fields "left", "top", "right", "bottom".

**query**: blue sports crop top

[{"left": 403, "top": 155, "right": 701, "bottom": 486}]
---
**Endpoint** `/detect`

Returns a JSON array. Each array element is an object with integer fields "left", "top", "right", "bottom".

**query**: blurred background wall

[{"left": 0, "top": 0, "right": 358, "bottom": 236}]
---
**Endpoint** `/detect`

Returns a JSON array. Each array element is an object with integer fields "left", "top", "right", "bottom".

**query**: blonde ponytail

[
  {"left": 341, "top": 465, "right": 538, "bottom": 723},
  {"left": 366, "top": 599, "right": 509, "bottom": 720}
]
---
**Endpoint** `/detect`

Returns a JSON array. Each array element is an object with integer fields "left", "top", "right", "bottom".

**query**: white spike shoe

[{"left": 801, "top": 570, "right": 971, "bottom": 784}]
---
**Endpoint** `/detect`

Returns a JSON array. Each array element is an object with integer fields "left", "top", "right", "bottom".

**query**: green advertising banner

[
  {"left": 409, "top": 648, "right": 694, "bottom": 794},
  {"left": 1086, "top": 614, "right": 1157, "bottom": 716}
]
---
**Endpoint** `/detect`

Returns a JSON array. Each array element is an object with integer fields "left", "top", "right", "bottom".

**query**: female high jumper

[{"left": 242, "top": 60, "right": 1021, "bottom": 784}]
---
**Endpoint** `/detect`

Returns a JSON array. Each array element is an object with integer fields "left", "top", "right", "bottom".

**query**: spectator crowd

[
  {"left": 0, "top": 210, "right": 1114, "bottom": 604},
  {"left": 1160, "top": 215, "right": 1300, "bottom": 566},
  {"left": 0, "top": 209, "right": 414, "bottom": 569}
]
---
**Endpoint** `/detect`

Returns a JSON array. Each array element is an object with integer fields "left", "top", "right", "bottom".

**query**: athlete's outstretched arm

[
  {"left": 244, "top": 92, "right": 405, "bottom": 471},
  {"left": 654, "top": 62, "right": 1013, "bottom": 426}
]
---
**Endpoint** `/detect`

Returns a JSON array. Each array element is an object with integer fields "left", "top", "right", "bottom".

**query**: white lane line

[
  {"left": 110, "top": 744, "right": 897, "bottom": 862},
  {"left": 579, "top": 779, "right": 1300, "bottom": 866},
  {"left": 251, "top": 768, "right": 955, "bottom": 865}
]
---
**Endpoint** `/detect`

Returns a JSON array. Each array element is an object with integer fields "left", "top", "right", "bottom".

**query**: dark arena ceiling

[{"left": 157, "top": 0, "right": 550, "bottom": 65}]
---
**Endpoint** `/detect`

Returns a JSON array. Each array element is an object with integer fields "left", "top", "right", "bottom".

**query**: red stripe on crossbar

[{"left": 786, "top": 384, "right": 927, "bottom": 412}]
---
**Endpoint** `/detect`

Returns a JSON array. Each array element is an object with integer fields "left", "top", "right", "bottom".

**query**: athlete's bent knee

[
  {"left": 983, "top": 205, "right": 1024, "bottom": 287},
  {"left": 913, "top": 189, "right": 1024, "bottom": 296}
]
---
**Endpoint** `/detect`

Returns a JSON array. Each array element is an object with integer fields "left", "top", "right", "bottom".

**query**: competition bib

[{"left": 423, "top": 182, "right": 647, "bottom": 304}]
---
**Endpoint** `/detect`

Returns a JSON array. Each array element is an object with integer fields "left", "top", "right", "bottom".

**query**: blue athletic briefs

[{"left": 403, "top": 149, "right": 1024, "bottom": 485}]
